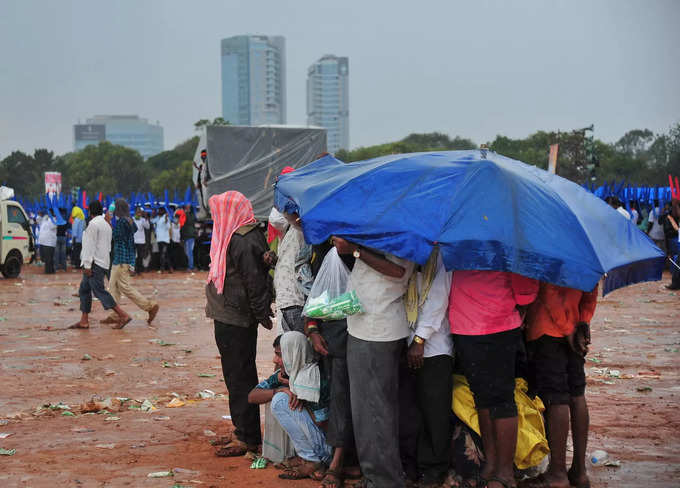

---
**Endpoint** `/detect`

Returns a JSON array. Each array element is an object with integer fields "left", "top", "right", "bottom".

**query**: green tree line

[{"left": 2, "top": 123, "right": 678, "bottom": 199}]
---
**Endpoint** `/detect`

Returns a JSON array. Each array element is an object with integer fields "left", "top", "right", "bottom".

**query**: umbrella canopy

[{"left": 275, "top": 151, "right": 665, "bottom": 295}]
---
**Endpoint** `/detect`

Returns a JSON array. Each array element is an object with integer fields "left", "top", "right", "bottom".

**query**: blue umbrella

[{"left": 275, "top": 151, "right": 665, "bottom": 295}]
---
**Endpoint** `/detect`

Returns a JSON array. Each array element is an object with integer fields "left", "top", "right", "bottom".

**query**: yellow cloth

[
  {"left": 452, "top": 374, "right": 549, "bottom": 470},
  {"left": 71, "top": 206, "right": 85, "bottom": 221}
]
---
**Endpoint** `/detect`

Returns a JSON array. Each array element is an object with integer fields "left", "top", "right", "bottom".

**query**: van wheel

[{"left": 1, "top": 252, "right": 22, "bottom": 278}]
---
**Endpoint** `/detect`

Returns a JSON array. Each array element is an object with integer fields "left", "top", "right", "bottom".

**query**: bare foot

[{"left": 68, "top": 322, "right": 90, "bottom": 329}]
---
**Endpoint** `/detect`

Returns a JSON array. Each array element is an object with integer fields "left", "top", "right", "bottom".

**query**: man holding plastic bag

[{"left": 333, "top": 237, "right": 415, "bottom": 488}]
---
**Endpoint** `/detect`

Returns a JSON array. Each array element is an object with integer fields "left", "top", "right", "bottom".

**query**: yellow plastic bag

[{"left": 452, "top": 374, "right": 549, "bottom": 470}]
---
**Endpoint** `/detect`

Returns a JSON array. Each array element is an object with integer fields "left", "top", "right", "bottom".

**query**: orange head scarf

[{"left": 207, "top": 191, "right": 256, "bottom": 294}]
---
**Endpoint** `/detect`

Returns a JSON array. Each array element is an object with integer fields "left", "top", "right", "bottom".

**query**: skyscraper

[
  {"left": 73, "top": 115, "right": 163, "bottom": 159},
  {"left": 221, "top": 35, "right": 286, "bottom": 126},
  {"left": 306, "top": 55, "right": 349, "bottom": 154}
]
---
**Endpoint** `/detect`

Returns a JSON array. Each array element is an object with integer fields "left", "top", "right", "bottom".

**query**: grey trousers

[{"left": 347, "top": 335, "right": 406, "bottom": 488}]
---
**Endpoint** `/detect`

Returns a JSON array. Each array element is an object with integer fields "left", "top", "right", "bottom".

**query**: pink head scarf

[{"left": 207, "top": 191, "right": 256, "bottom": 294}]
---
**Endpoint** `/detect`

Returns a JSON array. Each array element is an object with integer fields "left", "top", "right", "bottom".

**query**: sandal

[
  {"left": 215, "top": 439, "right": 257, "bottom": 457},
  {"left": 279, "top": 460, "right": 325, "bottom": 480},
  {"left": 99, "top": 316, "right": 118, "bottom": 324},
  {"left": 518, "top": 474, "right": 559, "bottom": 488},
  {"left": 321, "top": 469, "right": 343, "bottom": 487},
  {"left": 210, "top": 435, "right": 233, "bottom": 446},
  {"left": 111, "top": 316, "right": 132, "bottom": 329}
]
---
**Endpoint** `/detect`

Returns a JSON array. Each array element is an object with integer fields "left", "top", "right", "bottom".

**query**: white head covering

[{"left": 280, "top": 331, "right": 320, "bottom": 403}]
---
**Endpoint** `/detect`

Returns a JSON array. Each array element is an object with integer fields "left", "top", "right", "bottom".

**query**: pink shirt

[{"left": 448, "top": 270, "right": 539, "bottom": 336}]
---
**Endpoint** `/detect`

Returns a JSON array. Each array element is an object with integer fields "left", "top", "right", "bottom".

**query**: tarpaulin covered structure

[
  {"left": 193, "top": 125, "right": 327, "bottom": 220},
  {"left": 275, "top": 151, "right": 665, "bottom": 295}
]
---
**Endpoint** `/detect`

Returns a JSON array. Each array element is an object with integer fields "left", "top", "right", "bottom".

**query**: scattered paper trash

[
  {"left": 198, "top": 373, "right": 215, "bottom": 378},
  {"left": 167, "top": 398, "right": 185, "bottom": 408},
  {"left": 250, "top": 457, "right": 268, "bottom": 469},
  {"left": 147, "top": 471, "right": 173, "bottom": 478},
  {"left": 0, "top": 448, "right": 16, "bottom": 456},
  {"left": 636, "top": 386, "right": 653, "bottom": 392},
  {"left": 141, "top": 400, "right": 156, "bottom": 412},
  {"left": 222, "top": 415, "right": 232, "bottom": 420},
  {"left": 153, "top": 416, "right": 171, "bottom": 421},
  {"left": 62, "top": 411, "right": 76, "bottom": 417},
  {"left": 82, "top": 354, "right": 92, "bottom": 361},
  {"left": 197, "top": 389, "right": 216, "bottom": 399},
  {"left": 95, "top": 443, "right": 116, "bottom": 449},
  {"left": 203, "top": 429, "right": 216, "bottom": 437},
  {"left": 0, "top": 433, "right": 14, "bottom": 439},
  {"left": 604, "top": 460, "right": 622, "bottom": 467},
  {"left": 104, "top": 416, "right": 120, "bottom": 421}
]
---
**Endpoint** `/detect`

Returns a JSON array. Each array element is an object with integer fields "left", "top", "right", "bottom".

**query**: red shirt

[
  {"left": 525, "top": 282, "right": 598, "bottom": 341},
  {"left": 448, "top": 270, "right": 539, "bottom": 336}
]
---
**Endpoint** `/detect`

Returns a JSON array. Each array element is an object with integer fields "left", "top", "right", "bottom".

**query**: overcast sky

[{"left": 1, "top": 0, "right": 678, "bottom": 160}]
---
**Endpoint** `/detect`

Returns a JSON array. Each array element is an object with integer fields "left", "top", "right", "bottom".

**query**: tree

[
  {"left": 55, "top": 142, "right": 148, "bottom": 195},
  {"left": 0, "top": 149, "right": 56, "bottom": 197},
  {"left": 149, "top": 160, "right": 193, "bottom": 194},
  {"left": 146, "top": 136, "right": 199, "bottom": 172},
  {"left": 336, "top": 132, "right": 477, "bottom": 162},
  {"left": 194, "top": 117, "right": 230, "bottom": 131}
]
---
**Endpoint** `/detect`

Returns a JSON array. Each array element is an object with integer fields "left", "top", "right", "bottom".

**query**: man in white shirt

[
  {"left": 152, "top": 207, "right": 173, "bottom": 273},
  {"left": 404, "top": 251, "right": 453, "bottom": 487},
  {"left": 38, "top": 212, "right": 57, "bottom": 274},
  {"left": 133, "top": 207, "right": 150, "bottom": 272},
  {"left": 69, "top": 200, "right": 131, "bottom": 330},
  {"left": 334, "top": 237, "right": 415, "bottom": 488}
]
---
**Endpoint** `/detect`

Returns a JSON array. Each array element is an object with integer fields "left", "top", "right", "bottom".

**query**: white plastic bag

[{"left": 302, "top": 248, "right": 363, "bottom": 320}]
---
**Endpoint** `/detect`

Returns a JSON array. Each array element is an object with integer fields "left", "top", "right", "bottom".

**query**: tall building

[
  {"left": 307, "top": 55, "right": 349, "bottom": 154},
  {"left": 221, "top": 35, "right": 286, "bottom": 126},
  {"left": 73, "top": 115, "right": 163, "bottom": 159}
]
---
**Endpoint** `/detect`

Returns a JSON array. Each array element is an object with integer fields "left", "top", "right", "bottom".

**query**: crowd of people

[
  {"left": 203, "top": 186, "right": 676, "bottom": 488},
  {"left": 23, "top": 181, "right": 677, "bottom": 488},
  {"left": 31, "top": 201, "right": 201, "bottom": 275}
]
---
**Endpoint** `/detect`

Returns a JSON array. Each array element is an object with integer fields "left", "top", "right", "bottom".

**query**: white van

[{"left": 0, "top": 188, "right": 35, "bottom": 278}]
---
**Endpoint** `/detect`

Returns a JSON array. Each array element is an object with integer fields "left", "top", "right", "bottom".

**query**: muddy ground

[{"left": 0, "top": 266, "right": 678, "bottom": 487}]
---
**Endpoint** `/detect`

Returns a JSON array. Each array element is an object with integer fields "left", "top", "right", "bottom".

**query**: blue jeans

[
  {"left": 79, "top": 264, "right": 117, "bottom": 313},
  {"left": 271, "top": 392, "right": 331, "bottom": 464},
  {"left": 56, "top": 236, "right": 67, "bottom": 270},
  {"left": 184, "top": 238, "right": 195, "bottom": 270}
]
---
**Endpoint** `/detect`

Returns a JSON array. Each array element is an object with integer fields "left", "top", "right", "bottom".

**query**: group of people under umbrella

[{"left": 203, "top": 150, "right": 667, "bottom": 488}]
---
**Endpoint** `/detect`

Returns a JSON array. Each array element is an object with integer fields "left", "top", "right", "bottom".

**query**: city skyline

[{"left": 1, "top": 1, "right": 678, "bottom": 159}]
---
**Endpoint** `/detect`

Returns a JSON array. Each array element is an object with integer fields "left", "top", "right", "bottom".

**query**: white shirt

[
  {"left": 630, "top": 208, "right": 639, "bottom": 224},
  {"left": 649, "top": 207, "right": 665, "bottom": 240},
  {"left": 408, "top": 253, "right": 453, "bottom": 358},
  {"left": 616, "top": 206, "right": 631, "bottom": 220},
  {"left": 268, "top": 207, "right": 289, "bottom": 235},
  {"left": 80, "top": 215, "right": 112, "bottom": 270},
  {"left": 133, "top": 217, "right": 149, "bottom": 245},
  {"left": 171, "top": 222, "right": 181, "bottom": 243},
  {"left": 274, "top": 228, "right": 306, "bottom": 310},
  {"left": 153, "top": 215, "right": 171, "bottom": 243},
  {"left": 347, "top": 253, "right": 415, "bottom": 342},
  {"left": 38, "top": 217, "right": 57, "bottom": 247}
]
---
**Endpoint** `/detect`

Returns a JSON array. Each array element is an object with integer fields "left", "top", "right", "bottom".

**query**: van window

[{"left": 7, "top": 205, "right": 28, "bottom": 226}]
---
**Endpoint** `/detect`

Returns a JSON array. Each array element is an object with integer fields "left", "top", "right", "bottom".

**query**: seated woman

[{"left": 248, "top": 331, "right": 331, "bottom": 481}]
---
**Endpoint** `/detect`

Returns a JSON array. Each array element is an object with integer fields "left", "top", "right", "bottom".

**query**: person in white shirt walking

[{"left": 69, "top": 200, "right": 131, "bottom": 330}]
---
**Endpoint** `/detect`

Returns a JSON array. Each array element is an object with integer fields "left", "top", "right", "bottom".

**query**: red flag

[
  {"left": 98, "top": 192, "right": 103, "bottom": 202},
  {"left": 82, "top": 190, "right": 87, "bottom": 209}
]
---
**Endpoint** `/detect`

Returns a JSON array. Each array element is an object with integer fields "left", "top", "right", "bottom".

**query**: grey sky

[{"left": 1, "top": 0, "right": 678, "bottom": 160}]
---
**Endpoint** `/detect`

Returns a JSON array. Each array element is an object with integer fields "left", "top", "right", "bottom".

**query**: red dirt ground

[{"left": 0, "top": 266, "right": 678, "bottom": 487}]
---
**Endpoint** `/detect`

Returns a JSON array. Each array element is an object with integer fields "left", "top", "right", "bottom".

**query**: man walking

[
  {"left": 69, "top": 200, "right": 131, "bottom": 329},
  {"left": 101, "top": 199, "right": 159, "bottom": 326}
]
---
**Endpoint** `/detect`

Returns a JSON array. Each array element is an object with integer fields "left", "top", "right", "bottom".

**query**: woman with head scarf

[
  {"left": 206, "top": 191, "right": 275, "bottom": 457},
  {"left": 247, "top": 331, "right": 332, "bottom": 481},
  {"left": 70, "top": 206, "right": 85, "bottom": 268}
]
